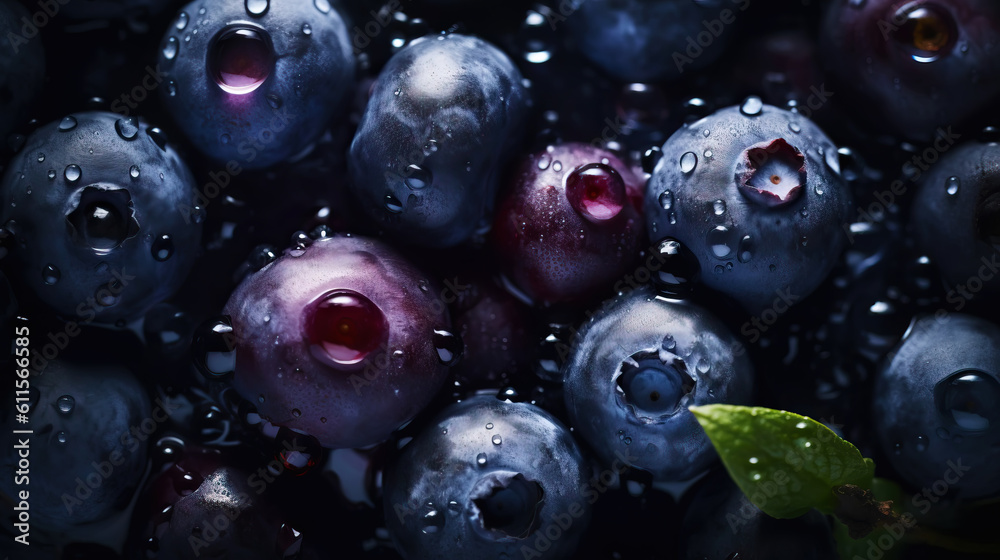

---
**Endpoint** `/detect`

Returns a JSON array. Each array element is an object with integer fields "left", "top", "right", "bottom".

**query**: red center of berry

[
  {"left": 736, "top": 138, "right": 807, "bottom": 208},
  {"left": 304, "top": 290, "right": 388, "bottom": 366},
  {"left": 208, "top": 26, "right": 274, "bottom": 95},
  {"left": 565, "top": 163, "right": 627, "bottom": 223}
]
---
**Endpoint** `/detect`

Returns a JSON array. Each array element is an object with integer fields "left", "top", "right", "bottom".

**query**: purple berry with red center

[
  {"left": 219, "top": 234, "right": 457, "bottom": 449},
  {"left": 383, "top": 395, "right": 591, "bottom": 560},
  {"left": 157, "top": 0, "right": 355, "bottom": 169},
  {"left": 562, "top": 287, "right": 754, "bottom": 481},
  {"left": 910, "top": 137, "right": 1000, "bottom": 306},
  {"left": 820, "top": 0, "right": 1000, "bottom": 141},
  {"left": 0, "top": 112, "right": 202, "bottom": 324},
  {"left": 491, "top": 143, "right": 646, "bottom": 306},
  {"left": 645, "top": 99, "right": 851, "bottom": 314},
  {"left": 348, "top": 33, "right": 530, "bottom": 247}
]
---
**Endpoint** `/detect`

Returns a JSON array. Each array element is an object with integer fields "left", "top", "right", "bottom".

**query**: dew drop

[
  {"left": 58, "top": 116, "right": 78, "bottom": 132},
  {"left": 166, "top": 80, "right": 177, "bottom": 97},
  {"left": 658, "top": 190, "right": 674, "bottom": 210},
  {"left": 302, "top": 23, "right": 312, "bottom": 35},
  {"left": 696, "top": 359, "right": 710, "bottom": 374},
  {"left": 163, "top": 36, "right": 179, "bottom": 60},
  {"left": 115, "top": 117, "right": 139, "bottom": 140},
  {"left": 405, "top": 165, "right": 432, "bottom": 189},
  {"left": 56, "top": 395, "right": 75, "bottom": 414},
  {"left": 661, "top": 334, "right": 676, "bottom": 351},
  {"left": 492, "top": 434, "right": 502, "bottom": 445},
  {"left": 129, "top": 165, "right": 141, "bottom": 179},
  {"left": 64, "top": 164, "right": 81, "bottom": 183},
  {"left": 152, "top": 234, "right": 174, "bottom": 261},
  {"left": 420, "top": 506, "right": 444, "bottom": 534},
  {"left": 679, "top": 151, "right": 697, "bottom": 174},
  {"left": 220, "top": 133, "right": 230, "bottom": 145},
  {"left": 56, "top": 431, "right": 68, "bottom": 444},
  {"left": 245, "top": 0, "right": 268, "bottom": 16},
  {"left": 175, "top": 12, "right": 189, "bottom": 30},
  {"left": 946, "top": 176, "right": 960, "bottom": 196},
  {"left": 433, "top": 329, "right": 462, "bottom": 366},
  {"left": 485, "top": 423, "right": 494, "bottom": 430},
  {"left": 42, "top": 264, "right": 61, "bottom": 285},
  {"left": 476, "top": 452, "right": 487, "bottom": 466},
  {"left": 36, "top": 153, "right": 44, "bottom": 163},
  {"left": 707, "top": 226, "right": 733, "bottom": 259},
  {"left": 313, "top": 0, "right": 330, "bottom": 13},
  {"left": 712, "top": 199, "right": 726, "bottom": 216},
  {"left": 740, "top": 96, "right": 763, "bottom": 116},
  {"left": 47, "top": 169, "right": 56, "bottom": 180},
  {"left": 788, "top": 122, "right": 801, "bottom": 133},
  {"left": 266, "top": 94, "right": 283, "bottom": 109},
  {"left": 385, "top": 194, "right": 403, "bottom": 213},
  {"left": 737, "top": 235, "right": 754, "bottom": 263},
  {"left": 914, "top": 435, "right": 928, "bottom": 452}
]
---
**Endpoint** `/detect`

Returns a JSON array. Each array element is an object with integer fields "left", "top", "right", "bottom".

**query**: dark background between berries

[{"left": 1, "top": 0, "right": 999, "bottom": 559}]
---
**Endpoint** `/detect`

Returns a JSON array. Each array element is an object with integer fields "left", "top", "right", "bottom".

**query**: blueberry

[
  {"left": 0, "top": 0, "right": 45, "bottom": 141},
  {"left": 348, "top": 34, "right": 530, "bottom": 247},
  {"left": 910, "top": 138, "right": 1000, "bottom": 306},
  {"left": 383, "top": 395, "right": 590, "bottom": 560},
  {"left": 158, "top": 0, "right": 355, "bottom": 169},
  {"left": 820, "top": 0, "right": 1000, "bottom": 140},
  {"left": 645, "top": 100, "right": 851, "bottom": 314},
  {"left": 0, "top": 112, "right": 202, "bottom": 324},
  {"left": 0, "top": 360, "right": 150, "bottom": 531},
  {"left": 129, "top": 446, "right": 305, "bottom": 559},
  {"left": 562, "top": 286, "right": 754, "bottom": 481},
  {"left": 219, "top": 234, "right": 456, "bottom": 449},
  {"left": 680, "top": 468, "right": 837, "bottom": 560},
  {"left": 491, "top": 143, "right": 647, "bottom": 306},
  {"left": 873, "top": 313, "right": 1000, "bottom": 500},
  {"left": 565, "top": 0, "right": 742, "bottom": 82}
]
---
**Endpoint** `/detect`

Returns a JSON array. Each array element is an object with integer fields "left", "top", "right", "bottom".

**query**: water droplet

[
  {"left": 788, "top": 122, "right": 801, "bottom": 133},
  {"left": 266, "top": 94, "right": 283, "bottom": 109},
  {"left": 679, "top": 151, "right": 698, "bottom": 174},
  {"left": 56, "top": 431, "right": 68, "bottom": 444},
  {"left": 220, "top": 133, "right": 230, "bottom": 145},
  {"left": 552, "top": 161, "right": 562, "bottom": 172},
  {"left": 175, "top": 12, "right": 189, "bottom": 30},
  {"left": 420, "top": 505, "right": 445, "bottom": 534},
  {"left": 661, "top": 334, "right": 676, "bottom": 352},
  {"left": 946, "top": 176, "right": 960, "bottom": 196},
  {"left": 642, "top": 146, "right": 662, "bottom": 173},
  {"left": 42, "top": 264, "right": 61, "bottom": 285},
  {"left": 749, "top": 456, "right": 759, "bottom": 464},
  {"left": 152, "top": 234, "right": 174, "bottom": 261},
  {"left": 163, "top": 36, "right": 179, "bottom": 60},
  {"left": 56, "top": 395, "right": 75, "bottom": 414},
  {"left": 245, "top": 0, "right": 268, "bottom": 16},
  {"left": 491, "top": 434, "right": 502, "bottom": 445},
  {"left": 291, "top": 408, "right": 301, "bottom": 418},
  {"left": 385, "top": 194, "right": 403, "bottom": 213},
  {"left": 115, "top": 117, "right": 139, "bottom": 140},
  {"left": 914, "top": 435, "right": 928, "bottom": 452},
  {"left": 485, "top": 423, "right": 494, "bottom": 430},
  {"left": 737, "top": 235, "right": 754, "bottom": 263},
  {"left": 47, "top": 170, "right": 56, "bottom": 180},
  {"left": 740, "top": 96, "right": 763, "bottom": 116},
  {"left": 658, "top": 190, "right": 674, "bottom": 210},
  {"left": 313, "top": 0, "right": 330, "bottom": 13},
  {"left": 192, "top": 316, "right": 238, "bottom": 379},
  {"left": 712, "top": 200, "right": 726, "bottom": 216},
  {"left": 58, "top": 116, "right": 78, "bottom": 132},
  {"left": 64, "top": 165, "right": 81, "bottom": 183},
  {"left": 166, "top": 80, "right": 177, "bottom": 97},
  {"left": 714, "top": 265, "right": 724, "bottom": 274},
  {"left": 129, "top": 165, "right": 141, "bottom": 179},
  {"left": 36, "top": 153, "right": 44, "bottom": 163},
  {"left": 707, "top": 226, "right": 733, "bottom": 259},
  {"left": 405, "top": 165, "right": 432, "bottom": 189},
  {"left": 696, "top": 359, "right": 710, "bottom": 374},
  {"left": 476, "top": 452, "right": 487, "bottom": 466},
  {"left": 147, "top": 127, "right": 168, "bottom": 151},
  {"left": 433, "top": 329, "right": 462, "bottom": 366}
]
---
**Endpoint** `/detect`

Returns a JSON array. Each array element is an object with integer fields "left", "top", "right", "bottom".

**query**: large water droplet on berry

[
  {"left": 245, "top": 0, "right": 268, "bottom": 16},
  {"left": 385, "top": 194, "right": 403, "bottom": 213},
  {"left": 565, "top": 163, "right": 627, "bottom": 223},
  {"left": 935, "top": 370, "right": 1000, "bottom": 432},
  {"left": 433, "top": 329, "right": 462, "bottom": 366},
  {"left": 64, "top": 164, "right": 81, "bottom": 183},
  {"left": 115, "top": 117, "right": 139, "bottom": 140},
  {"left": 707, "top": 226, "right": 734, "bottom": 259},
  {"left": 162, "top": 36, "right": 179, "bottom": 60},
  {"left": 313, "top": 0, "right": 330, "bottom": 13},
  {"left": 405, "top": 165, "right": 432, "bottom": 189},
  {"left": 652, "top": 238, "right": 699, "bottom": 298},
  {"left": 208, "top": 26, "right": 274, "bottom": 95},
  {"left": 175, "top": 12, "right": 188, "bottom": 30},
  {"left": 945, "top": 176, "right": 960, "bottom": 196},
  {"left": 56, "top": 394, "right": 75, "bottom": 414},
  {"left": 679, "top": 151, "right": 698, "bottom": 174},
  {"left": 304, "top": 290, "right": 388, "bottom": 366},
  {"left": 58, "top": 116, "right": 77, "bottom": 132},
  {"left": 739, "top": 96, "right": 763, "bottom": 116},
  {"left": 193, "top": 316, "right": 238, "bottom": 378}
]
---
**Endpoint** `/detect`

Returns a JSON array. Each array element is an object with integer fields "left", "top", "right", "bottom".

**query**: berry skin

[
  {"left": 562, "top": 287, "right": 754, "bottom": 482},
  {"left": 872, "top": 313, "right": 1000, "bottom": 501},
  {"left": 491, "top": 143, "right": 646, "bottom": 306},
  {"left": 0, "top": 112, "right": 202, "bottom": 324},
  {"left": 348, "top": 34, "right": 530, "bottom": 247},
  {"left": 566, "top": 0, "right": 743, "bottom": 82},
  {"left": 383, "top": 395, "right": 591, "bottom": 560},
  {"left": 645, "top": 100, "right": 851, "bottom": 314},
  {"left": 220, "top": 234, "right": 455, "bottom": 449},
  {"left": 0, "top": 360, "right": 150, "bottom": 531},
  {"left": 910, "top": 138, "right": 1000, "bottom": 307},
  {"left": 157, "top": 0, "right": 355, "bottom": 169},
  {"left": 0, "top": 0, "right": 45, "bottom": 141},
  {"left": 820, "top": 0, "right": 1000, "bottom": 141}
]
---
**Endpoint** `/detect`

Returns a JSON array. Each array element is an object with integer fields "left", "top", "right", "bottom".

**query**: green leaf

[{"left": 689, "top": 404, "right": 874, "bottom": 518}]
